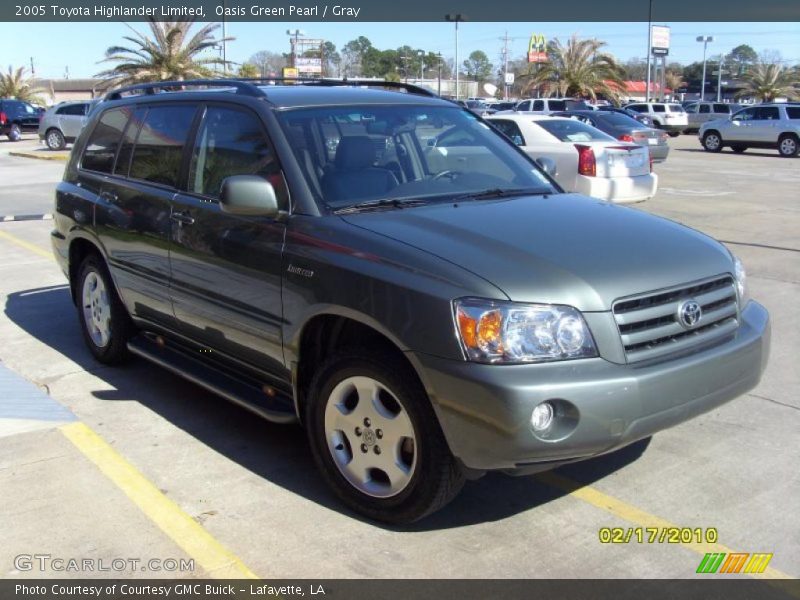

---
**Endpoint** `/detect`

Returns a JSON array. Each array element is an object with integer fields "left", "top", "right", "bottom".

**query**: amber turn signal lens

[{"left": 457, "top": 307, "right": 477, "bottom": 348}]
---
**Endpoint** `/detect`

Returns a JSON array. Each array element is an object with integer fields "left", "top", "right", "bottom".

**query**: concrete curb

[
  {"left": 8, "top": 151, "right": 69, "bottom": 161},
  {"left": 1, "top": 214, "right": 54, "bottom": 222}
]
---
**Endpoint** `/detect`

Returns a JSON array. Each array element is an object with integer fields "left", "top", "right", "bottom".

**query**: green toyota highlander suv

[{"left": 52, "top": 80, "right": 770, "bottom": 523}]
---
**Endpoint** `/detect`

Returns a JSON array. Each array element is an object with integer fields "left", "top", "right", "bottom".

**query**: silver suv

[
  {"left": 699, "top": 103, "right": 800, "bottom": 157},
  {"left": 624, "top": 102, "right": 688, "bottom": 136},
  {"left": 684, "top": 102, "right": 742, "bottom": 132},
  {"left": 38, "top": 100, "right": 93, "bottom": 150}
]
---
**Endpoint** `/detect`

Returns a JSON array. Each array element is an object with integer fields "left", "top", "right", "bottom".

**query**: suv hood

[{"left": 342, "top": 194, "right": 734, "bottom": 312}]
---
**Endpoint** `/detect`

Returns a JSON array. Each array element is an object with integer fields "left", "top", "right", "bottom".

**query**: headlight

[
  {"left": 454, "top": 298, "right": 598, "bottom": 363},
  {"left": 734, "top": 256, "right": 748, "bottom": 306}
]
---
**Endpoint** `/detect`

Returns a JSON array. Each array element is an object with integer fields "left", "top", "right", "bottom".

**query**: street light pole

[
  {"left": 645, "top": 0, "right": 652, "bottom": 102},
  {"left": 418, "top": 50, "right": 425, "bottom": 81},
  {"left": 445, "top": 14, "right": 465, "bottom": 100},
  {"left": 696, "top": 35, "right": 714, "bottom": 101},
  {"left": 716, "top": 57, "right": 724, "bottom": 102}
]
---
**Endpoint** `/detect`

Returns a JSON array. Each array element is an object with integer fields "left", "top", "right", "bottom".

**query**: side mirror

[
  {"left": 536, "top": 157, "right": 558, "bottom": 177},
  {"left": 219, "top": 175, "right": 279, "bottom": 217}
]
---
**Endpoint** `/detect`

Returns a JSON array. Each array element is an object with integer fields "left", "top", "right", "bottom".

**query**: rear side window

[
  {"left": 532, "top": 100, "right": 545, "bottom": 111},
  {"left": 533, "top": 118, "right": 615, "bottom": 142},
  {"left": 548, "top": 100, "right": 566, "bottom": 111},
  {"left": 699, "top": 104, "right": 711, "bottom": 114},
  {"left": 627, "top": 104, "right": 646, "bottom": 113},
  {"left": 129, "top": 105, "right": 197, "bottom": 188},
  {"left": 188, "top": 105, "right": 287, "bottom": 206},
  {"left": 113, "top": 107, "right": 147, "bottom": 177},
  {"left": 713, "top": 104, "right": 730, "bottom": 113},
  {"left": 490, "top": 119, "right": 525, "bottom": 145},
  {"left": 786, "top": 107, "right": 800, "bottom": 119},
  {"left": 81, "top": 107, "right": 130, "bottom": 174},
  {"left": 57, "top": 104, "right": 86, "bottom": 116},
  {"left": 652, "top": 105, "right": 666, "bottom": 113},
  {"left": 667, "top": 104, "right": 684, "bottom": 113}
]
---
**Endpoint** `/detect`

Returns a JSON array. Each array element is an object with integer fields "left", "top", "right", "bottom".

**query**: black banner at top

[{"left": 4, "top": 0, "right": 800, "bottom": 22}]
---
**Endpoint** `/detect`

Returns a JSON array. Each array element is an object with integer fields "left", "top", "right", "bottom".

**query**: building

[{"left": 32, "top": 79, "right": 115, "bottom": 105}]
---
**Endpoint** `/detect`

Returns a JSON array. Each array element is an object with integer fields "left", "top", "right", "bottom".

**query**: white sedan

[{"left": 486, "top": 114, "right": 658, "bottom": 203}]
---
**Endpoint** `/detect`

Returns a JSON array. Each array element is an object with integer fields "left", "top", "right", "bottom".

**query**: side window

[
  {"left": 732, "top": 108, "right": 755, "bottom": 121},
  {"left": 652, "top": 105, "right": 665, "bottom": 113},
  {"left": 532, "top": 100, "right": 544, "bottom": 111},
  {"left": 699, "top": 104, "right": 711, "bottom": 114},
  {"left": 129, "top": 104, "right": 196, "bottom": 188},
  {"left": 81, "top": 107, "right": 130, "bottom": 174},
  {"left": 628, "top": 105, "right": 644, "bottom": 113},
  {"left": 491, "top": 119, "right": 525, "bottom": 145},
  {"left": 754, "top": 107, "right": 779, "bottom": 121},
  {"left": 188, "top": 106, "right": 288, "bottom": 209},
  {"left": 56, "top": 105, "right": 69, "bottom": 115},
  {"left": 685, "top": 104, "right": 698, "bottom": 114},
  {"left": 114, "top": 107, "right": 147, "bottom": 177},
  {"left": 713, "top": 104, "right": 729, "bottom": 113},
  {"left": 786, "top": 107, "right": 800, "bottom": 120}
]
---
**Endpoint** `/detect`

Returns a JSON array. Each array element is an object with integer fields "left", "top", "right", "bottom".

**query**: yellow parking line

[
  {"left": 0, "top": 229, "right": 54, "bottom": 260},
  {"left": 60, "top": 422, "right": 259, "bottom": 579},
  {"left": 537, "top": 471, "right": 793, "bottom": 580}
]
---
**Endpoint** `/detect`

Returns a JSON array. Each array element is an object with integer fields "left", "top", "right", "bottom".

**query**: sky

[{"left": 2, "top": 21, "right": 798, "bottom": 80}]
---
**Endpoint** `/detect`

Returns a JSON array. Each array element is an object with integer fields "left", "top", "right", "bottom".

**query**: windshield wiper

[
  {"left": 450, "top": 188, "right": 550, "bottom": 203},
  {"left": 332, "top": 198, "right": 429, "bottom": 215}
]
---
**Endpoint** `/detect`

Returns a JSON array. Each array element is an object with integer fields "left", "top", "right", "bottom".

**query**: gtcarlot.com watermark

[{"left": 14, "top": 554, "right": 195, "bottom": 573}]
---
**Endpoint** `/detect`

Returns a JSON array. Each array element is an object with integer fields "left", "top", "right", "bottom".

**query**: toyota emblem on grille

[{"left": 678, "top": 300, "right": 702, "bottom": 328}]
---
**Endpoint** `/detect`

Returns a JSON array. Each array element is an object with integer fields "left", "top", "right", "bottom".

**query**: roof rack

[
  {"left": 237, "top": 78, "right": 439, "bottom": 98},
  {"left": 104, "top": 79, "right": 264, "bottom": 101}
]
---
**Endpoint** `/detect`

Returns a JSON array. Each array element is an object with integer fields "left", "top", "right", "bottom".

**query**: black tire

[
  {"left": 702, "top": 130, "right": 723, "bottom": 153},
  {"left": 76, "top": 254, "right": 134, "bottom": 364},
  {"left": 45, "top": 128, "right": 66, "bottom": 150},
  {"left": 777, "top": 134, "right": 799, "bottom": 157},
  {"left": 667, "top": 131, "right": 680, "bottom": 138},
  {"left": 7, "top": 124, "right": 21, "bottom": 141},
  {"left": 731, "top": 145, "right": 748, "bottom": 153},
  {"left": 305, "top": 350, "right": 465, "bottom": 524}
]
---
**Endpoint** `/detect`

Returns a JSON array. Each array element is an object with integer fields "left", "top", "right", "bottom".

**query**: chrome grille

[{"left": 613, "top": 275, "right": 739, "bottom": 363}]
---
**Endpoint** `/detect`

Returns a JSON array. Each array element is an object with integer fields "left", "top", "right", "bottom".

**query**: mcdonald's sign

[
  {"left": 527, "top": 34, "right": 548, "bottom": 63},
  {"left": 696, "top": 552, "right": 773, "bottom": 574}
]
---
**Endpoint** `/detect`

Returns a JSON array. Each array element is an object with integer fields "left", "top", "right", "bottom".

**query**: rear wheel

[
  {"left": 777, "top": 134, "right": 799, "bottom": 157},
  {"left": 46, "top": 128, "right": 66, "bottom": 150},
  {"left": 76, "top": 254, "right": 133, "bottom": 364},
  {"left": 7, "top": 124, "right": 21, "bottom": 141},
  {"left": 306, "top": 350, "right": 465, "bottom": 524},
  {"left": 731, "top": 145, "right": 748, "bottom": 153},
  {"left": 702, "top": 131, "right": 723, "bottom": 152},
  {"left": 667, "top": 131, "right": 680, "bottom": 138}
]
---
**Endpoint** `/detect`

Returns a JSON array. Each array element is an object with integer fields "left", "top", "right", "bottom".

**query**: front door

[{"left": 169, "top": 103, "right": 288, "bottom": 376}]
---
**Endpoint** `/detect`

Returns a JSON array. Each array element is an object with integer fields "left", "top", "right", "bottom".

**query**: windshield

[
  {"left": 533, "top": 118, "right": 616, "bottom": 142},
  {"left": 276, "top": 105, "right": 557, "bottom": 210}
]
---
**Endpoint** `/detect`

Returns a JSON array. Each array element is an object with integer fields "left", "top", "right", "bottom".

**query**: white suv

[
  {"left": 624, "top": 102, "right": 688, "bottom": 136},
  {"left": 699, "top": 103, "right": 800, "bottom": 157}
]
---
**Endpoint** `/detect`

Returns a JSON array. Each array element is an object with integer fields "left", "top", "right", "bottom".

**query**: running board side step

[{"left": 127, "top": 335, "right": 297, "bottom": 425}]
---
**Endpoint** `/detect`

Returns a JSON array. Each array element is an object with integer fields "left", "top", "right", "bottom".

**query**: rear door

[
  {"left": 168, "top": 103, "right": 288, "bottom": 374},
  {"left": 751, "top": 106, "right": 781, "bottom": 143},
  {"left": 58, "top": 103, "right": 90, "bottom": 139}
]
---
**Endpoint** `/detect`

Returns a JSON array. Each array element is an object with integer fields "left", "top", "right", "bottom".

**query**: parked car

[
  {"left": 486, "top": 113, "right": 657, "bottom": 203},
  {"left": 624, "top": 102, "right": 688, "bottom": 136},
  {"left": 456, "top": 99, "right": 495, "bottom": 116},
  {"left": 504, "top": 98, "right": 593, "bottom": 114},
  {"left": 53, "top": 79, "right": 769, "bottom": 523},
  {"left": 551, "top": 110, "right": 670, "bottom": 163},
  {"left": 38, "top": 100, "right": 94, "bottom": 150},
  {"left": 487, "top": 101, "right": 516, "bottom": 112},
  {"left": 596, "top": 105, "right": 655, "bottom": 128},
  {"left": 684, "top": 102, "right": 742, "bottom": 133},
  {"left": 699, "top": 103, "right": 800, "bottom": 157},
  {"left": 0, "top": 98, "right": 41, "bottom": 140}
]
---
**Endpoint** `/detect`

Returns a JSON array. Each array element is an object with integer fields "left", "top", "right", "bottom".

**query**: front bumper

[
  {"left": 575, "top": 172, "right": 658, "bottom": 204},
  {"left": 416, "top": 301, "right": 770, "bottom": 474}
]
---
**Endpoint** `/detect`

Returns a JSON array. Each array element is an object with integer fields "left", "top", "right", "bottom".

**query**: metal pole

[
  {"left": 455, "top": 20, "right": 459, "bottom": 99},
  {"left": 437, "top": 52, "right": 442, "bottom": 96},
  {"left": 700, "top": 41, "right": 707, "bottom": 101},
  {"left": 645, "top": 0, "right": 652, "bottom": 102},
  {"left": 717, "top": 58, "right": 723, "bottom": 102},
  {"left": 503, "top": 31, "right": 509, "bottom": 100}
]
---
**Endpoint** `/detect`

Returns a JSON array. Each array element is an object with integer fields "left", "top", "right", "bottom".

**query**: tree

[
  {"left": 623, "top": 58, "right": 647, "bottom": 81},
  {"left": 664, "top": 70, "right": 685, "bottom": 93},
  {"left": 724, "top": 44, "right": 758, "bottom": 77},
  {"left": 96, "top": 19, "right": 232, "bottom": 84},
  {"left": 520, "top": 35, "right": 627, "bottom": 102},
  {"left": 322, "top": 41, "right": 340, "bottom": 77},
  {"left": 248, "top": 51, "right": 287, "bottom": 77},
  {"left": 463, "top": 50, "right": 493, "bottom": 82},
  {"left": 342, "top": 36, "right": 373, "bottom": 77},
  {"left": 237, "top": 63, "right": 260, "bottom": 78},
  {"left": 0, "top": 66, "right": 44, "bottom": 103},
  {"left": 735, "top": 61, "right": 798, "bottom": 101}
]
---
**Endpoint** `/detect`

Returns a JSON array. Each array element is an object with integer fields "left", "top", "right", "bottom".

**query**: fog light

[{"left": 531, "top": 402, "right": 554, "bottom": 432}]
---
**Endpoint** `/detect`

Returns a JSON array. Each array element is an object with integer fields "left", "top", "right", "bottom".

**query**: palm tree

[
  {"left": 735, "top": 62, "right": 798, "bottom": 102},
  {"left": 664, "top": 70, "right": 685, "bottom": 96},
  {"left": 0, "top": 66, "right": 44, "bottom": 104},
  {"left": 520, "top": 35, "right": 627, "bottom": 103},
  {"left": 96, "top": 19, "right": 233, "bottom": 86}
]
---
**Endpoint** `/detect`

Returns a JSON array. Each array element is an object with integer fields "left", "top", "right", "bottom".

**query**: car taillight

[
  {"left": 619, "top": 134, "right": 635, "bottom": 142},
  {"left": 575, "top": 144, "right": 596, "bottom": 177},
  {"left": 659, "top": 132, "right": 668, "bottom": 141},
  {"left": 0, "top": 112, "right": 7, "bottom": 125}
]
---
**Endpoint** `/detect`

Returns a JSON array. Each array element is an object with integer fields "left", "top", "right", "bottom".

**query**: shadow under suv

[{"left": 52, "top": 79, "right": 770, "bottom": 523}]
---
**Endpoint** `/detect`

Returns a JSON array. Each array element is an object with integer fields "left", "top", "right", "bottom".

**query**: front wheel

[
  {"left": 46, "top": 128, "right": 66, "bottom": 150},
  {"left": 76, "top": 254, "right": 133, "bottom": 364},
  {"left": 702, "top": 131, "right": 723, "bottom": 152},
  {"left": 306, "top": 350, "right": 465, "bottom": 524},
  {"left": 778, "top": 134, "right": 799, "bottom": 157}
]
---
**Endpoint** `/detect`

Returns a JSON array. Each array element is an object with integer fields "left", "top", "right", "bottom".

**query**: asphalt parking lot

[{"left": 0, "top": 133, "right": 798, "bottom": 580}]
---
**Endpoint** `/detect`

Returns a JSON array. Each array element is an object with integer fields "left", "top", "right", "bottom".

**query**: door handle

[{"left": 170, "top": 211, "right": 195, "bottom": 226}]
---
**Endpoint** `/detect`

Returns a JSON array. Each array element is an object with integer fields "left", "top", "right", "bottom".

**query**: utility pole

[
  {"left": 501, "top": 31, "right": 510, "bottom": 100},
  {"left": 287, "top": 29, "right": 305, "bottom": 69},
  {"left": 30, "top": 57, "right": 35, "bottom": 78},
  {"left": 445, "top": 14, "right": 465, "bottom": 100},
  {"left": 437, "top": 52, "right": 442, "bottom": 96},
  {"left": 418, "top": 50, "right": 425, "bottom": 81},
  {"left": 645, "top": 0, "right": 652, "bottom": 101},
  {"left": 716, "top": 57, "right": 724, "bottom": 102},
  {"left": 400, "top": 55, "right": 409, "bottom": 83}
]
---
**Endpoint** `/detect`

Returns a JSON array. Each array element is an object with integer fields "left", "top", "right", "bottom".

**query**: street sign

[
  {"left": 505, "top": 73, "right": 515, "bottom": 85},
  {"left": 651, "top": 25, "right": 671, "bottom": 56},
  {"left": 527, "top": 34, "right": 548, "bottom": 63}
]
